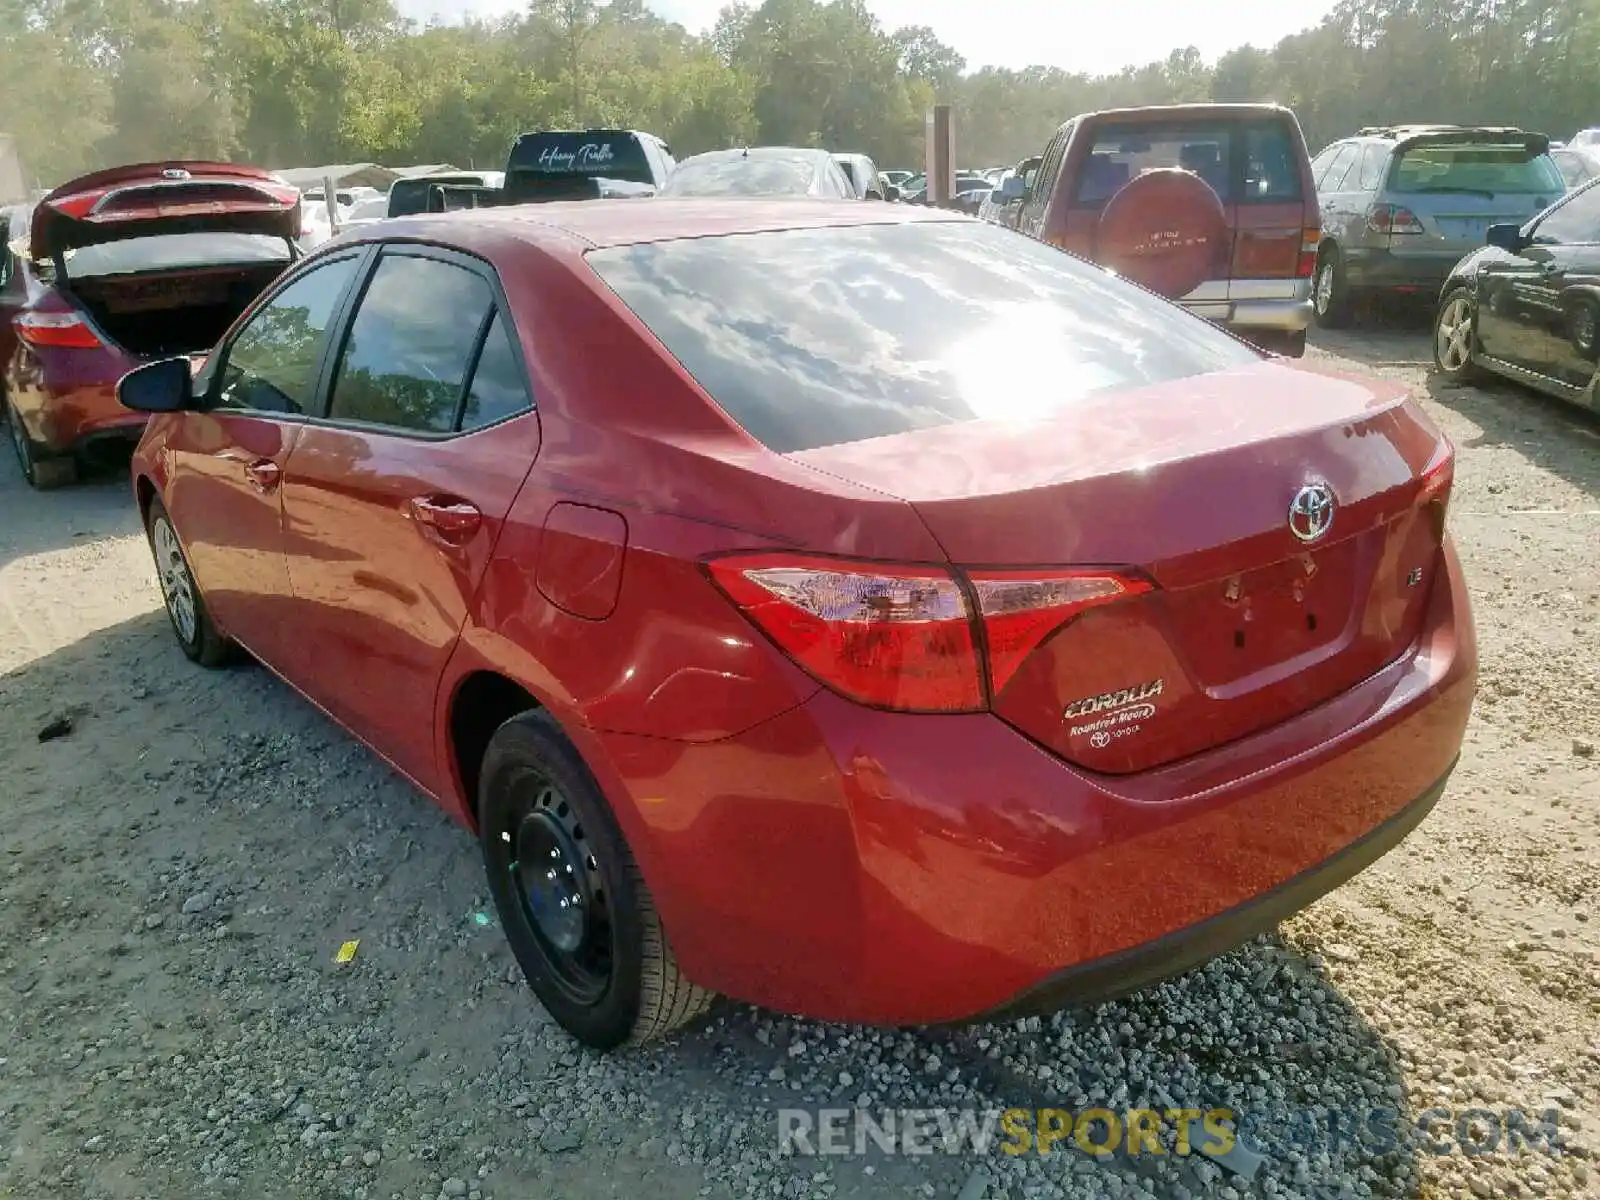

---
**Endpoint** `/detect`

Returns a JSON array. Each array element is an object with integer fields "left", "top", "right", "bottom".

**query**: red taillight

[
  {"left": 706, "top": 553, "right": 1153, "bottom": 712},
  {"left": 707, "top": 554, "right": 983, "bottom": 712},
  {"left": 1297, "top": 227, "right": 1321, "bottom": 278},
  {"left": 14, "top": 310, "right": 103, "bottom": 350},
  {"left": 1367, "top": 204, "right": 1424, "bottom": 236},
  {"left": 969, "top": 570, "right": 1154, "bottom": 695},
  {"left": 1420, "top": 447, "right": 1454, "bottom": 541}
]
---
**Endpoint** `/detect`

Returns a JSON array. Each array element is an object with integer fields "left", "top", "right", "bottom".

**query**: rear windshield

[
  {"left": 505, "top": 133, "right": 655, "bottom": 196},
  {"left": 1388, "top": 144, "right": 1565, "bottom": 195},
  {"left": 586, "top": 220, "right": 1262, "bottom": 454},
  {"left": 661, "top": 153, "right": 827, "bottom": 198},
  {"left": 61, "top": 233, "right": 292, "bottom": 279},
  {"left": 388, "top": 175, "right": 496, "bottom": 217},
  {"left": 1074, "top": 119, "right": 1303, "bottom": 206}
]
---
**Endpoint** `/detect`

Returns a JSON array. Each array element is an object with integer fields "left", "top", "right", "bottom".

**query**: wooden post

[{"left": 926, "top": 105, "right": 954, "bottom": 207}]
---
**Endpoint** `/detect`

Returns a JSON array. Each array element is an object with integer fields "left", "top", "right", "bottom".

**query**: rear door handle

[
  {"left": 244, "top": 458, "right": 281, "bottom": 492},
  {"left": 408, "top": 495, "right": 482, "bottom": 546}
]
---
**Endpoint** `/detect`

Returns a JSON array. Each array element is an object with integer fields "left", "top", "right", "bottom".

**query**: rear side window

[
  {"left": 1319, "top": 144, "right": 1360, "bottom": 192},
  {"left": 1356, "top": 144, "right": 1391, "bottom": 191},
  {"left": 460, "top": 313, "right": 532, "bottom": 431},
  {"left": 327, "top": 254, "right": 495, "bottom": 433},
  {"left": 1241, "top": 122, "right": 1303, "bottom": 201},
  {"left": 1389, "top": 144, "right": 1565, "bottom": 196},
  {"left": 586, "top": 221, "right": 1262, "bottom": 455}
]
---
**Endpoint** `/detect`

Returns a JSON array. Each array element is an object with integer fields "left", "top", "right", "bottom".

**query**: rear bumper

[
  {"left": 13, "top": 382, "right": 146, "bottom": 454},
  {"left": 1179, "top": 278, "right": 1314, "bottom": 334},
  {"left": 980, "top": 759, "right": 1452, "bottom": 1019},
  {"left": 591, "top": 538, "right": 1477, "bottom": 1026},
  {"left": 1343, "top": 247, "right": 1461, "bottom": 295}
]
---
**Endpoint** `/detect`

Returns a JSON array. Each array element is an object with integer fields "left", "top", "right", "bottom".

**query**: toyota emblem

[{"left": 1288, "top": 482, "right": 1336, "bottom": 543}]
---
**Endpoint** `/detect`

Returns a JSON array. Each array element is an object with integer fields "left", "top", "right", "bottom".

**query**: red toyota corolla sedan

[
  {"left": 119, "top": 200, "right": 1476, "bottom": 1050},
  {"left": 2, "top": 161, "right": 300, "bottom": 488}
]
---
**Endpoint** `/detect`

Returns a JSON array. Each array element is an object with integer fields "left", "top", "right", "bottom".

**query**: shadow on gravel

[
  {"left": 2, "top": 610, "right": 1429, "bottom": 1200},
  {"left": 0, "top": 438, "right": 141, "bottom": 571},
  {"left": 1424, "top": 375, "right": 1600, "bottom": 504}
]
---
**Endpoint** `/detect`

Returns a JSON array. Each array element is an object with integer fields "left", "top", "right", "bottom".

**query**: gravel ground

[{"left": 1, "top": 322, "right": 1596, "bottom": 1200}]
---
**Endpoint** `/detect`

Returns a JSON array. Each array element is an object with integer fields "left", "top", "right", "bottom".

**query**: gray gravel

[{"left": 1, "top": 325, "right": 1596, "bottom": 1200}]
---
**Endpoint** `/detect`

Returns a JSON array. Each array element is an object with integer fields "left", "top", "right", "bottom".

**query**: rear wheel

[
  {"left": 145, "top": 498, "right": 233, "bottom": 667},
  {"left": 6, "top": 398, "right": 78, "bottom": 490},
  {"left": 1252, "top": 329, "right": 1307, "bottom": 358},
  {"left": 1433, "top": 287, "right": 1483, "bottom": 383},
  {"left": 479, "top": 710, "right": 715, "bottom": 1049},
  {"left": 1312, "top": 247, "right": 1354, "bottom": 328}
]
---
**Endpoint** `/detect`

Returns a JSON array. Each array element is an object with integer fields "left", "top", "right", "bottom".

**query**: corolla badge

[{"left": 1288, "top": 481, "right": 1336, "bottom": 543}]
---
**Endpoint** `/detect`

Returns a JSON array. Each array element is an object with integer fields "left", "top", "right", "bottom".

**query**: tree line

[{"left": 3, "top": 0, "right": 1598, "bottom": 189}]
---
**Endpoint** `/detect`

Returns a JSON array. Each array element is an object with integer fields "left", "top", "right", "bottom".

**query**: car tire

[
  {"left": 478, "top": 709, "right": 715, "bottom": 1050},
  {"left": 6, "top": 398, "right": 78, "bottom": 490},
  {"left": 1312, "top": 247, "right": 1354, "bottom": 329},
  {"left": 1433, "top": 287, "right": 1483, "bottom": 383},
  {"left": 1254, "top": 329, "right": 1307, "bottom": 358},
  {"left": 144, "top": 498, "right": 234, "bottom": 667}
]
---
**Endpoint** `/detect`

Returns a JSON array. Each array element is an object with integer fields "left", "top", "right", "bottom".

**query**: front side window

[
  {"left": 587, "top": 220, "right": 1262, "bottom": 455},
  {"left": 215, "top": 255, "right": 360, "bottom": 415},
  {"left": 326, "top": 253, "right": 495, "bottom": 434},
  {"left": 1533, "top": 180, "right": 1600, "bottom": 245}
]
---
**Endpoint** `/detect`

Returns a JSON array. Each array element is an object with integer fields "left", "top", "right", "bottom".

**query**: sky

[{"left": 395, "top": 0, "right": 1343, "bottom": 76}]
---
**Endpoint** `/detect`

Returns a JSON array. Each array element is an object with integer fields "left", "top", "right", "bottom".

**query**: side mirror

[
  {"left": 998, "top": 176, "right": 1026, "bottom": 202},
  {"left": 118, "top": 356, "right": 194, "bottom": 413},
  {"left": 1486, "top": 222, "right": 1526, "bottom": 252}
]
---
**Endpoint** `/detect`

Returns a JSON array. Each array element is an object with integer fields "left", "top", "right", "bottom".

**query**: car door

[
  {"left": 1477, "top": 181, "right": 1600, "bottom": 381},
  {"left": 166, "top": 250, "right": 366, "bottom": 669},
  {"left": 276, "top": 244, "right": 539, "bottom": 792}
]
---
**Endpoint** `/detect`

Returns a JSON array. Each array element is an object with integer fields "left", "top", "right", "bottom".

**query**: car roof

[
  {"left": 337, "top": 197, "right": 966, "bottom": 253},
  {"left": 1081, "top": 103, "right": 1296, "bottom": 126}
]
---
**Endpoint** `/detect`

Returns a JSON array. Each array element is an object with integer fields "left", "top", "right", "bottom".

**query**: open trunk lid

[
  {"left": 29, "top": 161, "right": 300, "bottom": 261},
  {"left": 789, "top": 359, "right": 1454, "bottom": 774}
]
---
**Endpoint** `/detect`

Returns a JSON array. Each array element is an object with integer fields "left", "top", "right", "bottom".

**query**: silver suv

[{"left": 1309, "top": 124, "right": 1567, "bottom": 326}]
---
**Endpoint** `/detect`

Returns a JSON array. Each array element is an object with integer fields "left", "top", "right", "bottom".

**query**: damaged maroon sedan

[
  {"left": 121, "top": 201, "right": 1476, "bottom": 1050},
  {"left": 2, "top": 161, "right": 299, "bottom": 488}
]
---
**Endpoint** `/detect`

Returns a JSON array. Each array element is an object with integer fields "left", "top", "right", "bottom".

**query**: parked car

[
  {"left": 657, "top": 148, "right": 853, "bottom": 198},
  {"left": 386, "top": 171, "right": 505, "bottom": 218},
  {"left": 1432, "top": 175, "right": 1600, "bottom": 413},
  {"left": 831, "top": 153, "right": 889, "bottom": 200},
  {"left": 340, "top": 196, "right": 390, "bottom": 228},
  {"left": 1003, "top": 103, "right": 1320, "bottom": 357},
  {"left": 2, "top": 161, "right": 299, "bottom": 489},
  {"left": 1552, "top": 145, "right": 1600, "bottom": 189},
  {"left": 881, "top": 170, "right": 913, "bottom": 189},
  {"left": 1569, "top": 127, "right": 1600, "bottom": 151},
  {"left": 899, "top": 171, "right": 990, "bottom": 205},
  {"left": 503, "top": 129, "right": 673, "bottom": 201},
  {"left": 120, "top": 198, "right": 1474, "bottom": 1050},
  {"left": 1309, "top": 125, "right": 1565, "bottom": 327},
  {"left": 979, "top": 156, "right": 1042, "bottom": 229}
]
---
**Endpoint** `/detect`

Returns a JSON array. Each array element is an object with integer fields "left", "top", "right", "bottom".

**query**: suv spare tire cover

[{"left": 1093, "top": 168, "right": 1228, "bottom": 301}]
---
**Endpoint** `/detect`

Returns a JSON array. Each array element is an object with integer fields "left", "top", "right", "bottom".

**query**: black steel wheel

[{"left": 478, "top": 709, "right": 714, "bottom": 1049}]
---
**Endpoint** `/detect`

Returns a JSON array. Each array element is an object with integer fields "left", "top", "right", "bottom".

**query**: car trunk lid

[
  {"left": 1381, "top": 129, "right": 1563, "bottom": 254},
  {"left": 789, "top": 358, "right": 1454, "bottom": 773},
  {"left": 28, "top": 161, "right": 300, "bottom": 262}
]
